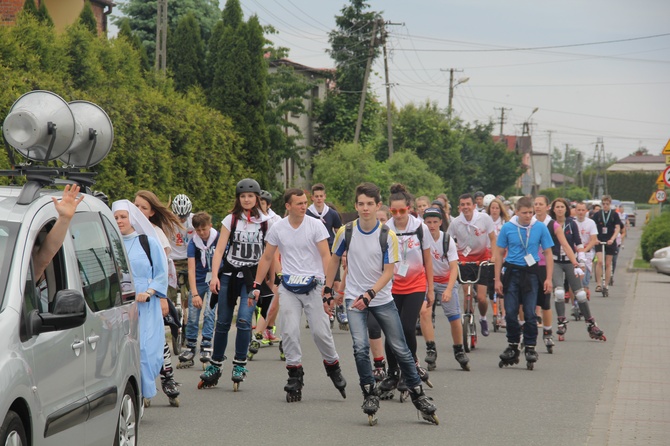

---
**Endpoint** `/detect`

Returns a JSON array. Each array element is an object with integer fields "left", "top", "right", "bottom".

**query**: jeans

[
  {"left": 503, "top": 269, "right": 539, "bottom": 346},
  {"left": 212, "top": 274, "right": 256, "bottom": 363},
  {"left": 185, "top": 283, "right": 215, "bottom": 347},
  {"left": 347, "top": 299, "right": 422, "bottom": 389}
]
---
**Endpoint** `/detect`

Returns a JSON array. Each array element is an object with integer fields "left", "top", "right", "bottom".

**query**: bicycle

[{"left": 457, "top": 261, "right": 493, "bottom": 352}]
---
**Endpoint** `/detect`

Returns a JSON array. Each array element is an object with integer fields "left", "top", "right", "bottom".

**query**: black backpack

[
  {"left": 138, "top": 234, "right": 153, "bottom": 269},
  {"left": 344, "top": 220, "right": 389, "bottom": 271},
  {"left": 440, "top": 231, "right": 451, "bottom": 259}
]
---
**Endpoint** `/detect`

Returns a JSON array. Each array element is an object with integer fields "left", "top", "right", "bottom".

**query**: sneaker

[
  {"left": 263, "top": 328, "right": 280, "bottom": 342},
  {"left": 480, "top": 319, "right": 489, "bottom": 337}
]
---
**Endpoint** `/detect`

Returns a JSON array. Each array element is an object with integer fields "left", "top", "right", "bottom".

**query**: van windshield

[{"left": 0, "top": 222, "right": 20, "bottom": 308}]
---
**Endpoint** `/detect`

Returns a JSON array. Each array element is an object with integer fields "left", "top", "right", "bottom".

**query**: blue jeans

[
  {"left": 212, "top": 274, "right": 256, "bottom": 363},
  {"left": 347, "top": 299, "right": 422, "bottom": 389},
  {"left": 185, "top": 283, "right": 215, "bottom": 347},
  {"left": 503, "top": 269, "right": 539, "bottom": 346}
]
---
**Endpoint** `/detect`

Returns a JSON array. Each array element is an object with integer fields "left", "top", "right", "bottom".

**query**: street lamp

[{"left": 448, "top": 75, "right": 470, "bottom": 117}]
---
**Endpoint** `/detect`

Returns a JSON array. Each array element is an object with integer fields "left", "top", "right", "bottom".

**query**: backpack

[
  {"left": 137, "top": 234, "right": 181, "bottom": 328},
  {"left": 344, "top": 220, "right": 389, "bottom": 271},
  {"left": 394, "top": 222, "right": 426, "bottom": 266},
  {"left": 441, "top": 231, "right": 451, "bottom": 260},
  {"left": 138, "top": 234, "right": 153, "bottom": 269}
]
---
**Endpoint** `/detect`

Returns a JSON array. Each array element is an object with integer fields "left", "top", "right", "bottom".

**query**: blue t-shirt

[
  {"left": 187, "top": 232, "right": 220, "bottom": 284},
  {"left": 497, "top": 220, "right": 554, "bottom": 266}
]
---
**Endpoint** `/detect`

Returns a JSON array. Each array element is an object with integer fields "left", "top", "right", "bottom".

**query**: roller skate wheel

[
  {"left": 527, "top": 362, "right": 534, "bottom": 370},
  {"left": 233, "top": 382, "right": 239, "bottom": 392},
  {"left": 197, "top": 381, "right": 205, "bottom": 389},
  {"left": 547, "top": 346, "right": 553, "bottom": 354},
  {"left": 169, "top": 397, "right": 180, "bottom": 407},
  {"left": 399, "top": 391, "right": 409, "bottom": 403},
  {"left": 499, "top": 361, "right": 504, "bottom": 368},
  {"left": 558, "top": 334, "right": 565, "bottom": 342},
  {"left": 422, "top": 413, "right": 439, "bottom": 425},
  {"left": 143, "top": 398, "right": 151, "bottom": 408},
  {"left": 462, "top": 363, "right": 471, "bottom": 371},
  {"left": 427, "top": 363, "right": 436, "bottom": 371},
  {"left": 368, "top": 415, "right": 378, "bottom": 426},
  {"left": 424, "top": 379, "right": 434, "bottom": 389}
]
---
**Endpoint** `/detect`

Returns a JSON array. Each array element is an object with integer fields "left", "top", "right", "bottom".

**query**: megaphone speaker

[{"left": 60, "top": 101, "right": 114, "bottom": 168}]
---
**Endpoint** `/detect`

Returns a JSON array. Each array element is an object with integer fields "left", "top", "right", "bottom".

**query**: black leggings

[{"left": 385, "top": 291, "right": 425, "bottom": 370}]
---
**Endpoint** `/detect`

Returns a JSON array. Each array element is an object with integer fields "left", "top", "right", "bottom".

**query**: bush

[{"left": 641, "top": 212, "right": 670, "bottom": 261}]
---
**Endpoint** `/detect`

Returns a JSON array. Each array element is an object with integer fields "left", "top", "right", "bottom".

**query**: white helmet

[
  {"left": 483, "top": 194, "right": 496, "bottom": 208},
  {"left": 172, "top": 194, "right": 192, "bottom": 217}
]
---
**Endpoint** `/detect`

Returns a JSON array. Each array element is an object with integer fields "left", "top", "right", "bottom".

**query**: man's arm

[
  {"left": 493, "top": 245, "right": 504, "bottom": 295},
  {"left": 187, "top": 257, "right": 202, "bottom": 309},
  {"left": 209, "top": 224, "right": 230, "bottom": 293},
  {"left": 488, "top": 231, "right": 498, "bottom": 264},
  {"left": 543, "top": 249, "right": 554, "bottom": 294}
]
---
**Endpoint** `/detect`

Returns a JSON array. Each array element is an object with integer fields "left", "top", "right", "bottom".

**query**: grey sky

[{"left": 235, "top": 0, "right": 670, "bottom": 160}]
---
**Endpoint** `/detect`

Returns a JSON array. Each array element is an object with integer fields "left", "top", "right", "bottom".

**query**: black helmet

[
  {"left": 260, "top": 190, "right": 272, "bottom": 204},
  {"left": 474, "top": 191, "right": 485, "bottom": 199},
  {"left": 236, "top": 178, "right": 261, "bottom": 196}
]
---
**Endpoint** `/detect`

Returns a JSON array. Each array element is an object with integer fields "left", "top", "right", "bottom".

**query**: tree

[
  {"left": 315, "top": 0, "right": 382, "bottom": 149},
  {"left": 37, "top": 1, "right": 53, "bottom": 26},
  {"left": 114, "top": 0, "right": 221, "bottom": 61},
  {"left": 118, "top": 18, "right": 150, "bottom": 71},
  {"left": 168, "top": 12, "right": 205, "bottom": 91},
  {"left": 79, "top": 1, "right": 98, "bottom": 35},
  {"left": 22, "top": 0, "right": 38, "bottom": 15}
]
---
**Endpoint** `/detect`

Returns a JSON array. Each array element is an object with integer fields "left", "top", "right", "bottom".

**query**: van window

[
  {"left": 71, "top": 213, "right": 120, "bottom": 311},
  {"left": 0, "top": 222, "right": 19, "bottom": 309}
]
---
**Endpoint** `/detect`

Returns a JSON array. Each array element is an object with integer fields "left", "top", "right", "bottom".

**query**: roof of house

[
  {"left": 551, "top": 173, "right": 575, "bottom": 184},
  {"left": 607, "top": 154, "right": 666, "bottom": 172},
  {"left": 268, "top": 58, "right": 333, "bottom": 76},
  {"left": 90, "top": 0, "right": 116, "bottom": 6},
  {"left": 614, "top": 155, "right": 665, "bottom": 164}
]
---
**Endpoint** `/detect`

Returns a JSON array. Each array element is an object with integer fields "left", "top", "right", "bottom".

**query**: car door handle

[
  {"left": 87, "top": 335, "right": 101, "bottom": 350},
  {"left": 71, "top": 340, "right": 85, "bottom": 357}
]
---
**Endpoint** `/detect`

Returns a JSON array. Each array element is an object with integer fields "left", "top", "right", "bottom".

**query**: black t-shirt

[{"left": 592, "top": 210, "right": 623, "bottom": 242}]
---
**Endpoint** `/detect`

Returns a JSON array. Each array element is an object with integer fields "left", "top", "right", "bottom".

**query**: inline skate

[
  {"left": 557, "top": 317, "right": 568, "bottom": 342},
  {"left": 525, "top": 345, "right": 538, "bottom": 370},
  {"left": 453, "top": 344, "right": 470, "bottom": 371},
  {"left": 543, "top": 329, "right": 555, "bottom": 354},
  {"left": 264, "top": 327, "right": 280, "bottom": 344},
  {"left": 373, "top": 359, "right": 386, "bottom": 382},
  {"left": 285, "top": 365, "right": 304, "bottom": 403},
  {"left": 231, "top": 360, "right": 248, "bottom": 392},
  {"left": 336, "top": 305, "right": 349, "bottom": 331},
  {"left": 324, "top": 360, "right": 347, "bottom": 399},
  {"left": 247, "top": 333, "right": 262, "bottom": 361},
  {"left": 378, "top": 368, "right": 399, "bottom": 400},
  {"left": 408, "top": 385, "right": 439, "bottom": 425},
  {"left": 498, "top": 343, "right": 520, "bottom": 368},
  {"left": 198, "top": 362, "right": 222, "bottom": 389},
  {"left": 587, "top": 318, "right": 607, "bottom": 341},
  {"left": 177, "top": 346, "right": 195, "bottom": 369},
  {"left": 424, "top": 341, "right": 437, "bottom": 371},
  {"left": 199, "top": 344, "right": 212, "bottom": 369},
  {"left": 397, "top": 374, "right": 409, "bottom": 403},
  {"left": 361, "top": 383, "right": 380, "bottom": 426},
  {"left": 416, "top": 361, "right": 433, "bottom": 388},
  {"left": 161, "top": 376, "right": 180, "bottom": 407},
  {"left": 572, "top": 304, "right": 582, "bottom": 321}
]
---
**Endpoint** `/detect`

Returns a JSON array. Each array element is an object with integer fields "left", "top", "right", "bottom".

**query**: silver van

[{"left": 1, "top": 91, "right": 141, "bottom": 445}]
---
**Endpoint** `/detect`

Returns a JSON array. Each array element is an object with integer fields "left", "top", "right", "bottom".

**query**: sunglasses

[{"left": 390, "top": 207, "right": 410, "bottom": 216}]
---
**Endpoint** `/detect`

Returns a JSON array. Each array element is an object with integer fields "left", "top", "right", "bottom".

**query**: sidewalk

[{"left": 589, "top": 268, "right": 670, "bottom": 444}]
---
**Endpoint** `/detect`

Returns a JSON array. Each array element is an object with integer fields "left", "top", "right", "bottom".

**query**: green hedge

[
  {"left": 641, "top": 211, "right": 670, "bottom": 261},
  {"left": 607, "top": 172, "right": 659, "bottom": 203}
]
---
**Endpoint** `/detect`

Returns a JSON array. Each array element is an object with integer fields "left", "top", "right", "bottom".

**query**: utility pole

[
  {"left": 155, "top": 0, "right": 168, "bottom": 73},
  {"left": 354, "top": 18, "right": 379, "bottom": 145},
  {"left": 441, "top": 68, "right": 464, "bottom": 118},
  {"left": 495, "top": 107, "right": 511, "bottom": 136},
  {"left": 563, "top": 144, "right": 569, "bottom": 197},
  {"left": 381, "top": 20, "right": 402, "bottom": 158},
  {"left": 590, "top": 137, "right": 607, "bottom": 198}
]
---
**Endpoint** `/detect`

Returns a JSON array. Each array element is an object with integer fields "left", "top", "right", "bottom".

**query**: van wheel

[
  {"left": 115, "top": 382, "right": 138, "bottom": 446},
  {"left": 1, "top": 410, "right": 27, "bottom": 446}
]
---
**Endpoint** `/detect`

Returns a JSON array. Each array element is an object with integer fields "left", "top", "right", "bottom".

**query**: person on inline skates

[
  {"left": 134, "top": 191, "right": 184, "bottom": 406},
  {"left": 178, "top": 212, "right": 219, "bottom": 368},
  {"left": 493, "top": 197, "right": 554, "bottom": 370},
  {"left": 549, "top": 199, "right": 606, "bottom": 342},
  {"left": 113, "top": 200, "right": 172, "bottom": 405},
  {"left": 422, "top": 207, "right": 470, "bottom": 371},
  {"left": 574, "top": 202, "right": 599, "bottom": 303},
  {"left": 251, "top": 188, "right": 347, "bottom": 402},
  {"left": 201, "top": 179, "right": 273, "bottom": 391},
  {"left": 447, "top": 193, "right": 497, "bottom": 336},
  {"left": 324, "top": 183, "right": 438, "bottom": 425}
]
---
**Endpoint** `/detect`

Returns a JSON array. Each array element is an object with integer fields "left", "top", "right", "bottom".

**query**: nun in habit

[{"left": 112, "top": 199, "right": 168, "bottom": 401}]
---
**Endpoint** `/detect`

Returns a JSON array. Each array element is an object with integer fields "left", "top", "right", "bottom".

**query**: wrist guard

[
  {"left": 322, "top": 296, "right": 334, "bottom": 305},
  {"left": 274, "top": 273, "right": 282, "bottom": 286},
  {"left": 365, "top": 289, "right": 376, "bottom": 300},
  {"left": 357, "top": 294, "right": 371, "bottom": 307},
  {"left": 323, "top": 286, "right": 333, "bottom": 296}
]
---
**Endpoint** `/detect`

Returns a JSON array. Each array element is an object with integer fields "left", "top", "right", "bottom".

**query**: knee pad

[
  {"left": 575, "top": 289, "right": 588, "bottom": 303},
  {"left": 554, "top": 287, "right": 565, "bottom": 302}
]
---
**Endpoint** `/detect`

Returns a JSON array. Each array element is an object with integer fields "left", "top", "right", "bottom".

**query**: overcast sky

[{"left": 232, "top": 0, "right": 670, "bottom": 161}]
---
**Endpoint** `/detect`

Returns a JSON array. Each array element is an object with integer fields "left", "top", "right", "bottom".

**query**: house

[
  {"left": 494, "top": 134, "right": 551, "bottom": 195},
  {"left": 268, "top": 58, "right": 332, "bottom": 190},
  {"left": 551, "top": 173, "right": 575, "bottom": 188},
  {"left": 607, "top": 154, "right": 665, "bottom": 173},
  {"left": 0, "top": 0, "right": 115, "bottom": 35}
]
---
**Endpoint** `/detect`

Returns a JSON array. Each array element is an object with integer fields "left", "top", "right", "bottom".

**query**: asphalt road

[{"left": 139, "top": 222, "right": 640, "bottom": 446}]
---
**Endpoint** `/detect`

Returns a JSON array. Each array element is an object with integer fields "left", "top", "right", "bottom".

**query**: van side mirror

[{"left": 31, "top": 289, "right": 87, "bottom": 335}]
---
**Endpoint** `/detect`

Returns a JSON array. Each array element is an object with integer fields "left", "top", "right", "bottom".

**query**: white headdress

[{"left": 112, "top": 199, "right": 168, "bottom": 267}]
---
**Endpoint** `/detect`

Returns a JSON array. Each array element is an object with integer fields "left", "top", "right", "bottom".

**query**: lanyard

[
  {"left": 601, "top": 210, "right": 611, "bottom": 226},
  {"left": 517, "top": 224, "right": 532, "bottom": 254}
]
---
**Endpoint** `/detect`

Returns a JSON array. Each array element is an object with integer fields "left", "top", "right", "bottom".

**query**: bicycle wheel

[
  {"left": 470, "top": 317, "right": 478, "bottom": 349},
  {"left": 462, "top": 314, "right": 472, "bottom": 352}
]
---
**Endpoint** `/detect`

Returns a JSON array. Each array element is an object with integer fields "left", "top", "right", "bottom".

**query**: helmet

[
  {"left": 260, "top": 190, "right": 272, "bottom": 204},
  {"left": 474, "top": 191, "right": 485, "bottom": 199},
  {"left": 172, "top": 194, "right": 192, "bottom": 217},
  {"left": 92, "top": 190, "right": 109, "bottom": 207},
  {"left": 483, "top": 194, "right": 496, "bottom": 208},
  {"left": 236, "top": 178, "right": 261, "bottom": 196}
]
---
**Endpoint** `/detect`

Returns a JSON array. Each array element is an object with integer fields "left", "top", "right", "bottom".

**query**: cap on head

[
  {"left": 236, "top": 178, "right": 261, "bottom": 196},
  {"left": 474, "top": 191, "right": 485, "bottom": 199},
  {"left": 423, "top": 207, "right": 443, "bottom": 220}
]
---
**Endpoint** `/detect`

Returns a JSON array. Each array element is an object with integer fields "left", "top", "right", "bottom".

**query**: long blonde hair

[{"left": 487, "top": 198, "right": 510, "bottom": 223}]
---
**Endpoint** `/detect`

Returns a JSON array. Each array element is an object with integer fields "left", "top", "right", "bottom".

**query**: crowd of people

[{"left": 48, "top": 179, "right": 629, "bottom": 426}]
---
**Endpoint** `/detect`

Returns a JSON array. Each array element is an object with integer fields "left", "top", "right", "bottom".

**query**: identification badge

[
  {"left": 205, "top": 272, "right": 212, "bottom": 283},
  {"left": 602, "top": 227, "right": 608, "bottom": 235},
  {"left": 524, "top": 253, "right": 536, "bottom": 266},
  {"left": 398, "top": 262, "right": 409, "bottom": 277},
  {"left": 559, "top": 246, "right": 565, "bottom": 257},
  {"left": 462, "top": 246, "right": 472, "bottom": 257}
]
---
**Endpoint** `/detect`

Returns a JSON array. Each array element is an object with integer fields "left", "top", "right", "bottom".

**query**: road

[{"left": 139, "top": 220, "right": 642, "bottom": 445}]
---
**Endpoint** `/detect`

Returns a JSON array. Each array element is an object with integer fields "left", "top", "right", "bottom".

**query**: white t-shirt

[
  {"left": 428, "top": 232, "right": 458, "bottom": 283},
  {"left": 266, "top": 216, "right": 329, "bottom": 279},
  {"left": 222, "top": 213, "right": 273, "bottom": 269},
  {"left": 170, "top": 214, "right": 194, "bottom": 261},
  {"left": 447, "top": 211, "right": 495, "bottom": 261},
  {"left": 332, "top": 220, "right": 400, "bottom": 307},
  {"left": 154, "top": 225, "right": 171, "bottom": 255},
  {"left": 575, "top": 217, "right": 598, "bottom": 249},
  {"left": 386, "top": 215, "right": 431, "bottom": 294}
]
